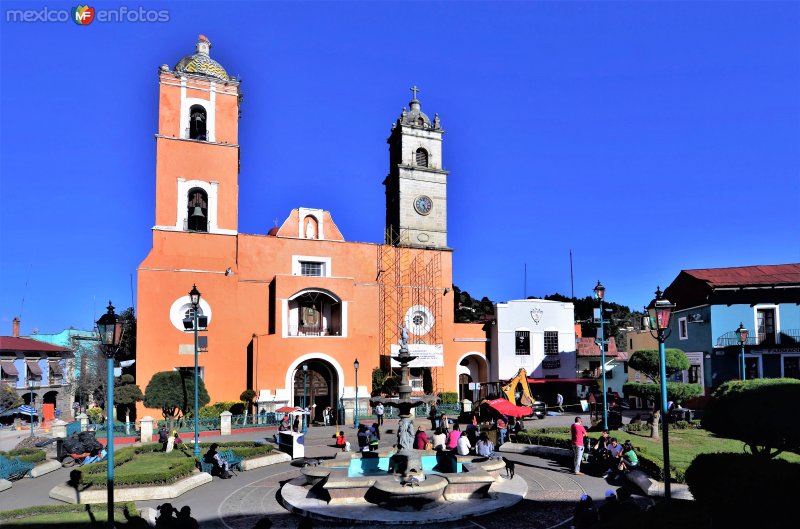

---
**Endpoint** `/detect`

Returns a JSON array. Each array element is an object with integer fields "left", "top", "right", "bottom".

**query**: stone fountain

[
  {"left": 278, "top": 326, "right": 527, "bottom": 522},
  {"left": 370, "top": 325, "right": 438, "bottom": 482}
]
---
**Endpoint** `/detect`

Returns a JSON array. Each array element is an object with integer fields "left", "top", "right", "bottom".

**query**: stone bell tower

[{"left": 384, "top": 86, "right": 449, "bottom": 249}]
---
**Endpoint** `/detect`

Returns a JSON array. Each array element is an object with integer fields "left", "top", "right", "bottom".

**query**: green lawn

[
  {"left": 0, "top": 503, "right": 143, "bottom": 527},
  {"left": 624, "top": 428, "right": 800, "bottom": 472},
  {"left": 516, "top": 426, "right": 800, "bottom": 482}
]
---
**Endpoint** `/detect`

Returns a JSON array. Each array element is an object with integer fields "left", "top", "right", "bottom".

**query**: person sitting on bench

[{"left": 204, "top": 443, "right": 231, "bottom": 479}]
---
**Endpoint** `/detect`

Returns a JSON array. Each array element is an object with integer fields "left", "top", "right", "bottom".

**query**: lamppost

[
  {"left": 354, "top": 358, "right": 360, "bottom": 428},
  {"left": 646, "top": 287, "right": 675, "bottom": 501},
  {"left": 302, "top": 364, "right": 308, "bottom": 433},
  {"left": 188, "top": 285, "right": 202, "bottom": 459},
  {"left": 96, "top": 302, "right": 124, "bottom": 527},
  {"left": 593, "top": 280, "right": 608, "bottom": 430},
  {"left": 736, "top": 323, "right": 749, "bottom": 381}
]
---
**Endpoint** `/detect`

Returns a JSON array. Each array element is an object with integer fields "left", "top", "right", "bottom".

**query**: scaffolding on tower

[{"left": 378, "top": 227, "right": 443, "bottom": 394}]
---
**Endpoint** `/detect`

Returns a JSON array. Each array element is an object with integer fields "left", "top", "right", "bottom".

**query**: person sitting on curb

[
  {"left": 456, "top": 430, "right": 472, "bottom": 455},
  {"left": 619, "top": 441, "right": 639, "bottom": 473},
  {"left": 475, "top": 432, "right": 494, "bottom": 458}
]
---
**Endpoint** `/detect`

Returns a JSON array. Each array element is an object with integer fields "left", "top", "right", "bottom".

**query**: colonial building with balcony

[
  {"left": 662, "top": 264, "right": 800, "bottom": 392},
  {"left": 0, "top": 318, "right": 71, "bottom": 421}
]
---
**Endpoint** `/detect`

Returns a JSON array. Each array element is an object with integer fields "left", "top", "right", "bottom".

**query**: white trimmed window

[
  {"left": 300, "top": 261, "right": 324, "bottom": 277},
  {"left": 515, "top": 331, "right": 530, "bottom": 355},
  {"left": 678, "top": 317, "right": 688, "bottom": 340}
]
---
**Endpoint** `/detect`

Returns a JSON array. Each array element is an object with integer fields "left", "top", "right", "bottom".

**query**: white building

[{"left": 490, "top": 299, "right": 577, "bottom": 386}]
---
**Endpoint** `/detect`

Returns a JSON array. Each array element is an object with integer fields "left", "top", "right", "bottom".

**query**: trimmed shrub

[
  {"left": 686, "top": 452, "right": 800, "bottom": 526},
  {"left": 702, "top": 378, "right": 800, "bottom": 458},
  {"left": 0, "top": 502, "right": 138, "bottom": 522},
  {"left": 87, "top": 407, "right": 104, "bottom": 423},
  {"left": 199, "top": 401, "right": 241, "bottom": 418},
  {"left": 1, "top": 447, "right": 47, "bottom": 464}
]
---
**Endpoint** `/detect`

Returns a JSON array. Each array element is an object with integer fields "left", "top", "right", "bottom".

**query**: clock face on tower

[{"left": 414, "top": 195, "right": 433, "bottom": 215}]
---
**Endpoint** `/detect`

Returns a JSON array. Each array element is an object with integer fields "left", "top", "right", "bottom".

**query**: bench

[
  {"left": 219, "top": 449, "right": 242, "bottom": 471},
  {"left": 0, "top": 455, "right": 36, "bottom": 480},
  {"left": 197, "top": 458, "right": 213, "bottom": 474}
]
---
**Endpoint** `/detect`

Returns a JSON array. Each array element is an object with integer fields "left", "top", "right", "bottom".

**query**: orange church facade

[{"left": 136, "top": 37, "right": 488, "bottom": 421}]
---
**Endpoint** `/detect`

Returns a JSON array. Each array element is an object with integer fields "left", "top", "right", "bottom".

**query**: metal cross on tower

[{"left": 410, "top": 85, "right": 420, "bottom": 100}]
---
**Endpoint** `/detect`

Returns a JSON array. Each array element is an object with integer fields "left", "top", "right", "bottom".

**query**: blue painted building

[
  {"left": 662, "top": 264, "right": 800, "bottom": 394},
  {"left": 27, "top": 327, "right": 99, "bottom": 417}
]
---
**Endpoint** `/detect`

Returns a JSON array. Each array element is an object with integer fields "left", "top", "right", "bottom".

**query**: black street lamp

[
  {"left": 96, "top": 302, "right": 124, "bottom": 527},
  {"left": 593, "top": 280, "right": 608, "bottom": 430},
  {"left": 353, "top": 358, "right": 360, "bottom": 428},
  {"left": 188, "top": 284, "right": 202, "bottom": 459},
  {"left": 736, "top": 323, "right": 749, "bottom": 381},
  {"left": 302, "top": 364, "right": 308, "bottom": 433},
  {"left": 645, "top": 287, "right": 675, "bottom": 501}
]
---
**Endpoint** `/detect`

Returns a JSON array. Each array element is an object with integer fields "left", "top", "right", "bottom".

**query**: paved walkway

[{"left": 1, "top": 413, "right": 648, "bottom": 527}]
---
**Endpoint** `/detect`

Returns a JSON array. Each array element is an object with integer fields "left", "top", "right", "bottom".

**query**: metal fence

[{"left": 231, "top": 413, "right": 279, "bottom": 429}]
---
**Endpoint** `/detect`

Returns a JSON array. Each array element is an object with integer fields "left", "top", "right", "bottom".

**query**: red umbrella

[
  {"left": 275, "top": 406, "right": 301, "bottom": 413},
  {"left": 481, "top": 398, "right": 533, "bottom": 418}
]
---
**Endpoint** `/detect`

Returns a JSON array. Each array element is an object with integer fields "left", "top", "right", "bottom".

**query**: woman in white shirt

[
  {"left": 432, "top": 427, "right": 447, "bottom": 450},
  {"left": 456, "top": 431, "right": 472, "bottom": 455}
]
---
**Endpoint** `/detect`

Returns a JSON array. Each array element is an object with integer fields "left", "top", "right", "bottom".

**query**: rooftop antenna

[{"left": 524, "top": 263, "right": 527, "bottom": 299}]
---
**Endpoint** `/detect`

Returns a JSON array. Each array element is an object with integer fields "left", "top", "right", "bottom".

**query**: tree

[
  {"left": 143, "top": 371, "right": 210, "bottom": 422},
  {"left": 240, "top": 389, "right": 257, "bottom": 415},
  {"left": 0, "top": 382, "right": 22, "bottom": 414},
  {"left": 702, "top": 378, "right": 800, "bottom": 459},
  {"left": 542, "top": 293, "right": 640, "bottom": 351},
  {"left": 453, "top": 285, "right": 495, "bottom": 323},
  {"left": 623, "top": 348, "right": 702, "bottom": 406},
  {"left": 115, "top": 374, "right": 144, "bottom": 422},
  {"left": 371, "top": 368, "right": 386, "bottom": 396}
]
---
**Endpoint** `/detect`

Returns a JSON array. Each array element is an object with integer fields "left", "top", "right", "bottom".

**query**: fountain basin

[{"left": 370, "top": 474, "right": 448, "bottom": 511}]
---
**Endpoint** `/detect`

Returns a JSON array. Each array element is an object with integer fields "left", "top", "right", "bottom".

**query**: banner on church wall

[{"left": 390, "top": 344, "right": 444, "bottom": 368}]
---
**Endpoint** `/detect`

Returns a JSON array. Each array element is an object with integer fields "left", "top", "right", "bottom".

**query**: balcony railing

[
  {"left": 580, "top": 368, "right": 613, "bottom": 379},
  {"left": 287, "top": 325, "right": 342, "bottom": 337},
  {"left": 715, "top": 329, "right": 800, "bottom": 348}
]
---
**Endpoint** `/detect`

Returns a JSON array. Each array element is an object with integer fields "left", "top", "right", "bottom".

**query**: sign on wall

[{"left": 390, "top": 344, "right": 444, "bottom": 367}]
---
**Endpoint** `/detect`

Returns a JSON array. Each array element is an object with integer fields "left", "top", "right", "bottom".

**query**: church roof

[
  {"left": 395, "top": 86, "right": 442, "bottom": 131},
  {"left": 173, "top": 35, "right": 229, "bottom": 81}
]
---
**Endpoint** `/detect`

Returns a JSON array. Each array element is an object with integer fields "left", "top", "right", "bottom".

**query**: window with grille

[
  {"left": 415, "top": 148, "right": 429, "bottom": 167},
  {"left": 300, "top": 261, "right": 324, "bottom": 276},
  {"left": 544, "top": 331, "right": 559, "bottom": 355},
  {"left": 515, "top": 331, "right": 530, "bottom": 355}
]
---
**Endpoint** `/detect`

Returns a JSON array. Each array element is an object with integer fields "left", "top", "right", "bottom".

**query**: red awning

[
  {"left": 26, "top": 360, "right": 42, "bottom": 376},
  {"left": 481, "top": 398, "right": 533, "bottom": 418},
  {"left": 528, "top": 378, "right": 597, "bottom": 385},
  {"left": 1, "top": 361, "right": 19, "bottom": 376}
]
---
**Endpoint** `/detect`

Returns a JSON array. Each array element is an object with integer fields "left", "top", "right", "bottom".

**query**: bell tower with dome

[
  {"left": 384, "top": 87, "right": 450, "bottom": 249},
  {"left": 152, "top": 35, "right": 242, "bottom": 235}
]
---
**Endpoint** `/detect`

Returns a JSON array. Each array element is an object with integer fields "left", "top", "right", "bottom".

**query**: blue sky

[{"left": 1, "top": 1, "right": 798, "bottom": 335}]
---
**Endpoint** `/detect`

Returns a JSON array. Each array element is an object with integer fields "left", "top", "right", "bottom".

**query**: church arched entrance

[
  {"left": 292, "top": 358, "right": 339, "bottom": 424},
  {"left": 457, "top": 353, "right": 488, "bottom": 402}
]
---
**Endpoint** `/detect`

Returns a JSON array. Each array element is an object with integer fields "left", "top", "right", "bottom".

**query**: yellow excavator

[{"left": 477, "top": 368, "right": 546, "bottom": 419}]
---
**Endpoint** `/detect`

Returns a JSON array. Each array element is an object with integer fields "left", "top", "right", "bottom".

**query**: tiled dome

[{"left": 174, "top": 35, "right": 229, "bottom": 81}]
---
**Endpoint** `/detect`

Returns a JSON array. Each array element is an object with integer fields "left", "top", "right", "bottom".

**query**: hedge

[
  {"left": 0, "top": 502, "right": 139, "bottom": 522},
  {"left": 686, "top": 453, "right": 800, "bottom": 526},
  {"left": 79, "top": 441, "right": 273, "bottom": 488},
  {"left": 623, "top": 420, "right": 701, "bottom": 432},
  {"left": 0, "top": 447, "right": 47, "bottom": 464},
  {"left": 514, "top": 428, "right": 685, "bottom": 483},
  {"left": 439, "top": 392, "right": 459, "bottom": 404}
]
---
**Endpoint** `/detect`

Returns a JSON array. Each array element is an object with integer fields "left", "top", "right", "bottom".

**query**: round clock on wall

[{"left": 414, "top": 195, "right": 433, "bottom": 215}]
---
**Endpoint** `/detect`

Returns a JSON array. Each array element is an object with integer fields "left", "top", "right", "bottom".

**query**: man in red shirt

[{"left": 571, "top": 416, "right": 587, "bottom": 475}]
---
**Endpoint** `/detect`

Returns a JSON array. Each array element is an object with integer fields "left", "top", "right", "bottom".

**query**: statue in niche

[{"left": 305, "top": 218, "right": 316, "bottom": 239}]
